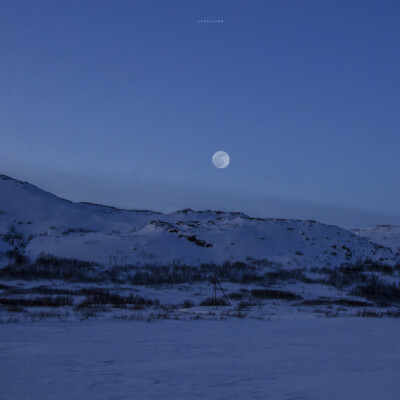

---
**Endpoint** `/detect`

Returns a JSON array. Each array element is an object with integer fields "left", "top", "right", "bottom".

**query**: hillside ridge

[{"left": 0, "top": 174, "right": 398, "bottom": 268}]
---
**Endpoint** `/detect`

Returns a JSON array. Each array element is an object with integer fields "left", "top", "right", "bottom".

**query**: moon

[{"left": 212, "top": 151, "right": 230, "bottom": 168}]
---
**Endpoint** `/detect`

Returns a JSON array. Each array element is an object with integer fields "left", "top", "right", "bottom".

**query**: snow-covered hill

[
  {"left": 353, "top": 225, "right": 400, "bottom": 254},
  {"left": 0, "top": 174, "right": 398, "bottom": 268}
]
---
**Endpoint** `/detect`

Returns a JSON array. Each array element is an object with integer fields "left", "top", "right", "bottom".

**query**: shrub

[
  {"left": 76, "top": 289, "right": 160, "bottom": 309},
  {"left": 0, "top": 295, "right": 73, "bottom": 308},
  {"left": 356, "top": 309, "right": 383, "bottom": 318},
  {"left": 199, "top": 297, "right": 229, "bottom": 306},
  {"left": 75, "top": 306, "right": 103, "bottom": 321},
  {"left": 230, "top": 311, "right": 248, "bottom": 318},
  {"left": 235, "top": 301, "right": 256, "bottom": 310},
  {"left": 0, "top": 254, "right": 100, "bottom": 282},
  {"left": 181, "top": 300, "right": 195, "bottom": 308},
  {"left": 5, "top": 305, "right": 25, "bottom": 312},
  {"left": 322, "top": 264, "right": 368, "bottom": 289},
  {"left": 251, "top": 289, "right": 302, "bottom": 301},
  {"left": 385, "top": 309, "right": 400, "bottom": 318},
  {"left": 30, "top": 311, "right": 67, "bottom": 321},
  {"left": 0, "top": 255, "right": 270, "bottom": 285},
  {"left": 5, "top": 250, "right": 28, "bottom": 266},
  {"left": 365, "top": 262, "right": 394, "bottom": 275},
  {"left": 229, "top": 291, "right": 245, "bottom": 300},
  {"left": 264, "top": 268, "right": 313, "bottom": 285},
  {"left": 313, "top": 260, "right": 396, "bottom": 290},
  {"left": 351, "top": 275, "right": 400, "bottom": 305},
  {"left": 300, "top": 297, "right": 371, "bottom": 307}
]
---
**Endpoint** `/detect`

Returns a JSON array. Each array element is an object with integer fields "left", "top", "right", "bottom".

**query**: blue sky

[{"left": 1, "top": 0, "right": 400, "bottom": 228}]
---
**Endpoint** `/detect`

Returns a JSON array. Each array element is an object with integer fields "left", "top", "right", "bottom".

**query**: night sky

[{"left": 1, "top": 0, "right": 400, "bottom": 228}]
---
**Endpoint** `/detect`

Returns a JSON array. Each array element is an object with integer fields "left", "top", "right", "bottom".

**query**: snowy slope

[
  {"left": 353, "top": 225, "right": 400, "bottom": 254},
  {"left": 0, "top": 174, "right": 398, "bottom": 267}
]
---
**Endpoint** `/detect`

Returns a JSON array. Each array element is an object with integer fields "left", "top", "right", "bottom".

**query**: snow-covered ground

[
  {"left": 353, "top": 225, "right": 400, "bottom": 253},
  {"left": 1, "top": 318, "right": 400, "bottom": 400},
  {"left": 1, "top": 174, "right": 400, "bottom": 398}
]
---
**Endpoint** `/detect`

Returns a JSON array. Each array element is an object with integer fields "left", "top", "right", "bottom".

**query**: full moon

[{"left": 212, "top": 151, "right": 230, "bottom": 168}]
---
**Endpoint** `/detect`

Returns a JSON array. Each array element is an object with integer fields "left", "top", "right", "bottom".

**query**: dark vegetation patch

[
  {"left": 5, "top": 305, "right": 25, "bottom": 312},
  {"left": 251, "top": 289, "right": 302, "bottom": 301},
  {"left": 356, "top": 309, "right": 383, "bottom": 318},
  {"left": 0, "top": 295, "right": 73, "bottom": 308},
  {"left": 385, "top": 309, "right": 400, "bottom": 318},
  {"left": 310, "top": 259, "right": 400, "bottom": 306},
  {"left": 311, "top": 260, "right": 397, "bottom": 289},
  {"left": 1, "top": 254, "right": 317, "bottom": 288},
  {"left": 76, "top": 289, "right": 159, "bottom": 309},
  {"left": 229, "top": 291, "right": 246, "bottom": 300},
  {"left": 351, "top": 275, "right": 400, "bottom": 305},
  {"left": 264, "top": 269, "right": 314, "bottom": 285},
  {"left": 199, "top": 297, "right": 229, "bottom": 306},
  {"left": 126, "top": 262, "right": 257, "bottom": 285},
  {"left": 0, "top": 254, "right": 99, "bottom": 282},
  {"left": 74, "top": 306, "right": 105, "bottom": 320},
  {"left": 300, "top": 297, "right": 371, "bottom": 307},
  {"left": 4, "top": 250, "right": 28, "bottom": 267},
  {"left": 0, "top": 255, "right": 262, "bottom": 284},
  {"left": 178, "top": 234, "right": 213, "bottom": 248},
  {"left": 3, "top": 254, "right": 400, "bottom": 308},
  {"left": 29, "top": 311, "right": 69, "bottom": 322},
  {"left": 365, "top": 262, "right": 394, "bottom": 275},
  {"left": 181, "top": 300, "right": 195, "bottom": 308},
  {"left": 0, "top": 284, "right": 78, "bottom": 296},
  {"left": 62, "top": 228, "right": 97, "bottom": 235},
  {"left": 236, "top": 300, "right": 257, "bottom": 310},
  {"left": 2, "top": 227, "right": 24, "bottom": 247},
  {"left": 324, "top": 264, "right": 368, "bottom": 288}
]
